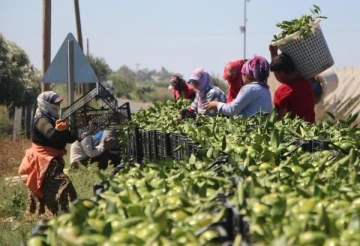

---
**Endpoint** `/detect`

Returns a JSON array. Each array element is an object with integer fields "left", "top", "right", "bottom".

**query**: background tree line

[{"left": 0, "top": 34, "right": 227, "bottom": 136}]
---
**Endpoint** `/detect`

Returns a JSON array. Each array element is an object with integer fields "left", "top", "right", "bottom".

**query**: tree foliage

[
  {"left": 111, "top": 75, "right": 136, "bottom": 98},
  {"left": 88, "top": 54, "right": 112, "bottom": 81},
  {"left": 0, "top": 34, "right": 41, "bottom": 108}
]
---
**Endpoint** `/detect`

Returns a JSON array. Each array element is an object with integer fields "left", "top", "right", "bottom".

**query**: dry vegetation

[{"left": 0, "top": 137, "right": 32, "bottom": 178}]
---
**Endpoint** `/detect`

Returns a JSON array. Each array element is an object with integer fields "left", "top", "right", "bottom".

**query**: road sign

[{"left": 42, "top": 33, "right": 98, "bottom": 83}]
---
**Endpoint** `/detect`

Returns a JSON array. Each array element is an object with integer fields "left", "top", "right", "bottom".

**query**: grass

[{"left": 0, "top": 136, "right": 112, "bottom": 246}]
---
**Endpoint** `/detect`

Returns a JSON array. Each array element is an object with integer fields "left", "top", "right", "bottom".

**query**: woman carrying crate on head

[{"left": 18, "top": 91, "right": 78, "bottom": 218}]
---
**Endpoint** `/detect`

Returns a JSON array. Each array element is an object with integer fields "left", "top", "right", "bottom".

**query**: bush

[
  {"left": 136, "top": 84, "right": 154, "bottom": 98},
  {"left": 112, "top": 76, "right": 136, "bottom": 98}
]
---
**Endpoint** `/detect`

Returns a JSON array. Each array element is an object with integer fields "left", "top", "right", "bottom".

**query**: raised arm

[
  {"left": 269, "top": 44, "right": 279, "bottom": 62},
  {"left": 216, "top": 86, "right": 254, "bottom": 116}
]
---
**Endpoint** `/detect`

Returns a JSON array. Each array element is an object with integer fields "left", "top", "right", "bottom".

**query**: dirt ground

[{"left": 0, "top": 136, "right": 31, "bottom": 177}]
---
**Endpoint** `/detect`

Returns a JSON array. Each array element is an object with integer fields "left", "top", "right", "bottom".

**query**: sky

[{"left": 1, "top": 0, "right": 360, "bottom": 79}]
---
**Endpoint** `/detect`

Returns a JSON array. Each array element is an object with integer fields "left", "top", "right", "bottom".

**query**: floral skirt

[{"left": 25, "top": 157, "right": 77, "bottom": 219}]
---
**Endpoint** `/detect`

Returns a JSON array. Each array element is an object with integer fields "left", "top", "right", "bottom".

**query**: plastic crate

[
  {"left": 170, "top": 132, "right": 187, "bottom": 161},
  {"left": 140, "top": 129, "right": 154, "bottom": 161},
  {"left": 61, "top": 83, "right": 118, "bottom": 120},
  {"left": 126, "top": 127, "right": 143, "bottom": 163},
  {"left": 149, "top": 130, "right": 158, "bottom": 161},
  {"left": 61, "top": 102, "right": 131, "bottom": 140},
  {"left": 155, "top": 131, "right": 171, "bottom": 160},
  {"left": 60, "top": 82, "right": 131, "bottom": 140}
]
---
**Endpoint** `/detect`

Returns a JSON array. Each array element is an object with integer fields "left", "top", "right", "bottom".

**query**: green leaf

[
  {"left": 207, "top": 146, "right": 214, "bottom": 158},
  {"left": 347, "top": 113, "right": 359, "bottom": 125},
  {"left": 189, "top": 154, "right": 196, "bottom": 164},
  {"left": 326, "top": 111, "right": 336, "bottom": 121},
  {"left": 221, "top": 135, "right": 227, "bottom": 151},
  {"left": 313, "top": 4, "right": 321, "bottom": 12},
  {"left": 96, "top": 171, "right": 107, "bottom": 182}
]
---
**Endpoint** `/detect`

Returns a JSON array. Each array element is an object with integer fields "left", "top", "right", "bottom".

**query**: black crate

[
  {"left": 60, "top": 83, "right": 131, "bottom": 141},
  {"left": 62, "top": 102, "right": 131, "bottom": 141},
  {"left": 149, "top": 130, "right": 158, "bottom": 161},
  {"left": 155, "top": 131, "right": 171, "bottom": 160},
  {"left": 140, "top": 129, "right": 153, "bottom": 161},
  {"left": 126, "top": 127, "right": 143, "bottom": 163},
  {"left": 170, "top": 133, "right": 188, "bottom": 161},
  {"left": 191, "top": 143, "right": 207, "bottom": 155},
  {"left": 118, "top": 102, "right": 131, "bottom": 122},
  {"left": 61, "top": 83, "right": 118, "bottom": 120}
]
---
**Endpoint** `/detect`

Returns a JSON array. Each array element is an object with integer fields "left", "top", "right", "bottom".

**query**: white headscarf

[{"left": 34, "top": 91, "right": 63, "bottom": 121}]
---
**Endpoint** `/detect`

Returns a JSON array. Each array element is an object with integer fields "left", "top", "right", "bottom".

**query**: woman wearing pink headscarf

[
  {"left": 179, "top": 68, "right": 227, "bottom": 119},
  {"left": 204, "top": 56, "right": 272, "bottom": 118}
]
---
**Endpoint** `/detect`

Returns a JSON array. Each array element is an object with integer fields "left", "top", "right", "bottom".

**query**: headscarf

[
  {"left": 188, "top": 68, "right": 211, "bottom": 107},
  {"left": 34, "top": 91, "right": 63, "bottom": 122},
  {"left": 241, "top": 55, "right": 270, "bottom": 84},
  {"left": 223, "top": 59, "right": 245, "bottom": 103}
]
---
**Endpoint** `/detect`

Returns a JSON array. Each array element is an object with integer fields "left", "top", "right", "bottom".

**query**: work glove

[
  {"left": 55, "top": 120, "right": 70, "bottom": 131},
  {"left": 179, "top": 108, "right": 196, "bottom": 120}
]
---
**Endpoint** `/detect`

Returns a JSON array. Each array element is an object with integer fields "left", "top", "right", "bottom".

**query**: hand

[
  {"left": 180, "top": 108, "right": 196, "bottom": 120},
  {"left": 203, "top": 101, "right": 219, "bottom": 110},
  {"left": 269, "top": 44, "right": 278, "bottom": 56},
  {"left": 55, "top": 120, "right": 69, "bottom": 131}
]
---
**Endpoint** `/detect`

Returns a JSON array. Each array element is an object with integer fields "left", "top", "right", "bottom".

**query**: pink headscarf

[
  {"left": 189, "top": 68, "right": 211, "bottom": 107},
  {"left": 241, "top": 55, "right": 270, "bottom": 83}
]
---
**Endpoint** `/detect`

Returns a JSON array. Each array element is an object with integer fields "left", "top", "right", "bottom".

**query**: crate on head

[
  {"left": 273, "top": 19, "right": 334, "bottom": 79},
  {"left": 60, "top": 82, "right": 131, "bottom": 140},
  {"left": 126, "top": 127, "right": 143, "bottom": 163},
  {"left": 155, "top": 131, "right": 171, "bottom": 160}
]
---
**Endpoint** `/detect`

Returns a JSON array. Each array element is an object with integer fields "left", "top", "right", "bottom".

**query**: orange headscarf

[{"left": 223, "top": 59, "right": 245, "bottom": 103}]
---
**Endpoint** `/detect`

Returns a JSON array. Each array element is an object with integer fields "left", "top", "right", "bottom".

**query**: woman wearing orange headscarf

[{"left": 223, "top": 59, "right": 246, "bottom": 103}]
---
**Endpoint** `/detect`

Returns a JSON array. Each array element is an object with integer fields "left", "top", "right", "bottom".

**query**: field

[
  {"left": 11, "top": 100, "right": 359, "bottom": 246},
  {"left": 0, "top": 137, "right": 110, "bottom": 246},
  {"left": 2, "top": 66, "right": 360, "bottom": 245}
]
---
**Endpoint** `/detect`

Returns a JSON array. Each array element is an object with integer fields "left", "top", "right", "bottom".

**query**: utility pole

[
  {"left": 86, "top": 38, "right": 90, "bottom": 58},
  {"left": 74, "top": 0, "right": 88, "bottom": 95},
  {"left": 42, "top": 0, "right": 51, "bottom": 92},
  {"left": 240, "top": 0, "right": 250, "bottom": 60}
]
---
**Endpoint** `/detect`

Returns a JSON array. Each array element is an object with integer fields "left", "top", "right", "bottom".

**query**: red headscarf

[{"left": 223, "top": 59, "right": 245, "bottom": 103}]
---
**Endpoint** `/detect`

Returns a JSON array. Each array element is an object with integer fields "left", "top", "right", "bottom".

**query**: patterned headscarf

[
  {"left": 189, "top": 68, "right": 211, "bottom": 107},
  {"left": 223, "top": 59, "right": 245, "bottom": 103},
  {"left": 34, "top": 91, "right": 63, "bottom": 122},
  {"left": 241, "top": 55, "right": 270, "bottom": 83}
]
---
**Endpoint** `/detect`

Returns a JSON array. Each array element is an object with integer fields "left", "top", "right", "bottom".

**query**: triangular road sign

[{"left": 42, "top": 33, "right": 98, "bottom": 83}]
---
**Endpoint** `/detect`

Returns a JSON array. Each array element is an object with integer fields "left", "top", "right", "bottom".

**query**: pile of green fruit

[{"left": 27, "top": 100, "right": 360, "bottom": 246}]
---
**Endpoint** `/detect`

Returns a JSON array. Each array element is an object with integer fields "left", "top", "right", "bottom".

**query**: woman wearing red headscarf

[{"left": 223, "top": 59, "right": 246, "bottom": 103}]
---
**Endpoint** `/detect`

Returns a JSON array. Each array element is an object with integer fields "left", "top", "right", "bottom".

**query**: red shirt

[
  {"left": 173, "top": 84, "right": 196, "bottom": 101},
  {"left": 274, "top": 79, "right": 315, "bottom": 123}
]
